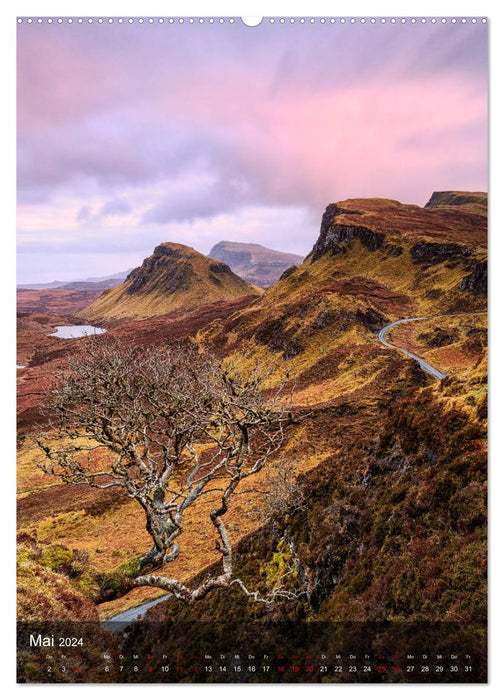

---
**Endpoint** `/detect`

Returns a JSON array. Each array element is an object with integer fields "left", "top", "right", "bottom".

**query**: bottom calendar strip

[{"left": 17, "top": 620, "right": 487, "bottom": 683}]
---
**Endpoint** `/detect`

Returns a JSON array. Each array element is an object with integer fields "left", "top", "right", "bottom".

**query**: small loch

[{"left": 48, "top": 325, "right": 107, "bottom": 339}]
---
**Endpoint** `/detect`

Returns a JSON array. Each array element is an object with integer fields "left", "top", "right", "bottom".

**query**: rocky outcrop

[
  {"left": 311, "top": 309, "right": 341, "bottom": 330},
  {"left": 386, "top": 244, "right": 403, "bottom": 257},
  {"left": 127, "top": 263, "right": 192, "bottom": 295},
  {"left": 209, "top": 241, "right": 303, "bottom": 288},
  {"left": 410, "top": 241, "right": 470, "bottom": 264},
  {"left": 125, "top": 244, "right": 190, "bottom": 295},
  {"left": 309, "top": 205, "right": 385, "bottom": 263},
  {"left": 460, "top": 261, "right": 487, "bottom": 296},
  {"left": 279, "top": 265, "right": 298, "bottom": 281},
  {"left": 209, "top": 262, "right": 231, "bottom": 274},
  {"left": 254, "top": 318, "right": 304, "bottom": 360},
  {"left": 355, "top": 308, "right": 388, "bottom": 333},
  {"left": 411, "top": 242, "right": 487, "bottom": 296},
  {"left": 418, "top": 328, "right": 460, "bottom": 347}
]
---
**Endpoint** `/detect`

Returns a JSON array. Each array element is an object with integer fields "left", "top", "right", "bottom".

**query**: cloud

[
  {"left": 75, "top": 199, "right": 132, "bottom": 224},
  {"left": 16, "top": 20, "right": 487, "bottom": 281},
  {"left": 16, "top": 204, "right": 313, "bottom": 284},
  {"left": 17, "top": 21, "right": 487, "bottom": 203},
  {"left": 76, "top": 205, "right": 93, "bottom": 223},
  {"left": 99, "top": 198, "right": 131, "bottom": 217},
  {"left": 141, "top": 171, "right": 255, "bottom": 224}
]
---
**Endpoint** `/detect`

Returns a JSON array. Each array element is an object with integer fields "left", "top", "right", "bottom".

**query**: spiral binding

[{"left": 16, "top": 17, "right": 488, "bottom": 26}]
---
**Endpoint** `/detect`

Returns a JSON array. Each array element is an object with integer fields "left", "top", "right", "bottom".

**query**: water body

[
  {"left": 16, "top": 365, "right": 26, "bottom": 369},
  {"left": 48, "top": 325, "right": 107, "bottom": 339},
  {"left": 102, "top": 594, "right": 172, "bottom": 632}
]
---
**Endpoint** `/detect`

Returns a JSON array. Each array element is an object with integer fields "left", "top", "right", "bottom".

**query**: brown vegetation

[
  {"left": 17, "top": 288, "right": 103, "bottom": 315},
  {"left": 17, "top": 193, "right": 487, "bottom": 628}
]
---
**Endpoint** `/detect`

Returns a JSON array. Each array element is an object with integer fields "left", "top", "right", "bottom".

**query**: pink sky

[{"left": 17, "top": 19, "right": 487, "bottom": 282}]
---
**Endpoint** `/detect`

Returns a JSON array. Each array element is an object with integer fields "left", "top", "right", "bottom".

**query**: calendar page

[{"left": 16, "top": 15, "right": 488, "bottom": 684}]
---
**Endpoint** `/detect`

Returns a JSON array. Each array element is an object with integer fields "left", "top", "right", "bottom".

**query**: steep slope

[
  {"left": 135, "top": 195, "right": 486, "bottom": 672},
  {"left": 198, "top": 194, "right": 487, "bottom": 398},
  {"left": 140, "top": 369, "right": 486, "bottom": 678},
  {"left": 79, "top": 243, "right": 261, "bottom": 322},
  {"left": 209, "top": 241, "right": 304, "bottom": 288}
]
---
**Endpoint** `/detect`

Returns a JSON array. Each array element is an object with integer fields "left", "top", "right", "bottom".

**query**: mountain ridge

[
  {"left": 18, "top": 268, "right": 132, "bottom": 291},
  {"left": 209, "top": 240, "right": 304, "bottom": 288},
  {"left": 424, "top": 190, "right": 487, "bottom": 214},
  {"left": 17, "top": 191, "right": 487, "bottom": 632}
]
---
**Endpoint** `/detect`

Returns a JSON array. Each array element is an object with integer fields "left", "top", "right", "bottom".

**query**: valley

[{"left": 17, "top": 192, "right": 487, "bottom": 636}]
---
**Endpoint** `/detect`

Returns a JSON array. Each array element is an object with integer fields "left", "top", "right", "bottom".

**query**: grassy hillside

[
  {"left": 177, "top": 195, "right": 486, "bottom": 626},
  {"left": 17, "top": 535, "right": 100, "bottom": 622},
  {"left": 80, "top": 242, "right": 261, "bottom": 322},
  {"left": 424, "top": 191, "right": 488, "bottom": 215},
  {"left": 145, "top": 368, "right": 486, "bottom": 624}
]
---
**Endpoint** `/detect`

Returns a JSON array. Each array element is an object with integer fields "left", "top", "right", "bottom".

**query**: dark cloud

[{"left": 141, "top": 172, "right": 257, "bottom": 224}]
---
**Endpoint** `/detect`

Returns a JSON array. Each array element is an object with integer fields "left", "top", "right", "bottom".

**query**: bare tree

[
  {"left": 262, "top": 461, "right": 307, "bottom": 520},
  {"left": 35, "top": 337, "right": 302, "bottom": 604}
]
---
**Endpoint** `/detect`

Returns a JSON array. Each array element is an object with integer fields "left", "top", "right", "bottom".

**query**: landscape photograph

[{"left": 16, "top": 16, "right": 487, "bottom": 683}]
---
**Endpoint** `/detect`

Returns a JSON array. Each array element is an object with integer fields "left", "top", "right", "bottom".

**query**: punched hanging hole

[{"left": 241, "top": 17, "right": 263, "bottom": 27}]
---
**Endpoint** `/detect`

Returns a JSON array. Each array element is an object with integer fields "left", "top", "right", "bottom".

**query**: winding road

[{"left": 377, "top": 317, "right": 447, "bottom": 380}]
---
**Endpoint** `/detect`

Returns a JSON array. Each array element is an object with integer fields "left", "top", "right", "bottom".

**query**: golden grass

[
  {"left": 383, "top": 313, "right": 487, "bottom": 421},
  {"left": 17, "top": 435, "right": 104, "bottom": 495},
  {"left": 17, "top": 442, "right": 61, "bottom": 495},
  {"left": 292, "top": 354, "right": 389, "bottom": 406},
  {"left": 17, "top": 206, "right": 487, "bottom": 621}
]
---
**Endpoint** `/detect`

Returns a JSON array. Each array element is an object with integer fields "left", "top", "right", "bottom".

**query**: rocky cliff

[
  {"left": 307, "top": 195, "right": 487, "bottom": 302},
  {"left": 17, "top": 192, "right": 487, "bottom": 641},
  {"left": 309, "top": 204, "right": 386, "bottom": 263}
]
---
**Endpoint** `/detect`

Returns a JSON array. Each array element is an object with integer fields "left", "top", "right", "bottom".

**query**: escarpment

[
  {"left": 424, "top": 190, "right": 487, "bottom": 215},
  {"left": 309, "top": 205, "right": 386, "bottom": 262}
]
